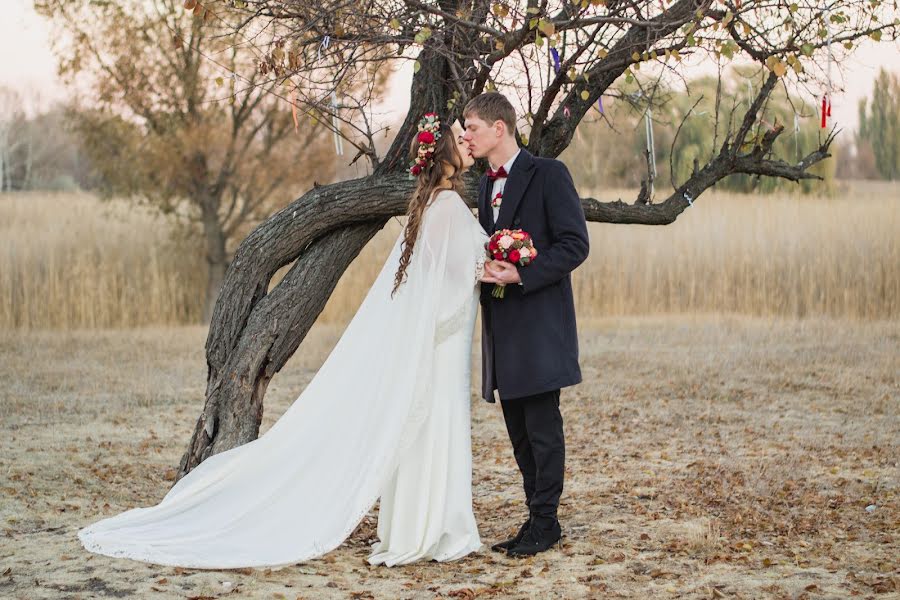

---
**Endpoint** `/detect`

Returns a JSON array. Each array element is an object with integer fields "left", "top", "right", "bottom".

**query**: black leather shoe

[
  {"left": 506, "top": 519, "right": 562, "bottom": 557},
  {"left": 490, "top": 517, "right": 531, "bottom": 552}
]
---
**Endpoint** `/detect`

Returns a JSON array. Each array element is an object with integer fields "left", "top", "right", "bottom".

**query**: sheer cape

[{"left": 77, "top": 189, "right": 488, "bottom": 568}]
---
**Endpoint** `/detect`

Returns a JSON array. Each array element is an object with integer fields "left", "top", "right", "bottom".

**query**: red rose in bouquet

[{"left": 484, "top": 229, "right": 538, "bottom": 298}]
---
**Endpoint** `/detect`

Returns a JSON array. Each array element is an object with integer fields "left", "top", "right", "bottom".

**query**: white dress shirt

[
  {"left": 489, "top": 148, "right": 523, "bottom": 286},
  {"left": 490, "top": 148, "right": 521, "bottom": 224}
]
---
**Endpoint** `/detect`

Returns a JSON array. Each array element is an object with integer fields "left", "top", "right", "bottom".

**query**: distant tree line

[
  {"left": 0, "top": 88, "right": 100, "bottom": 192},
  {"left": 6, "top": 68, "right": 899, "bottom": 199},
  {"left": 855, "top": 68, "right": 900, "bottom": 181},
  {"left": 563, "top": 68, "right": 900, "bottom": 193}
]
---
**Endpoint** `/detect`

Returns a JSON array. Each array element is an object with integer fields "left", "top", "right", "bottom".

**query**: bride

[{"left": 77, "top": 114, "right": 491, "bottom": 568}]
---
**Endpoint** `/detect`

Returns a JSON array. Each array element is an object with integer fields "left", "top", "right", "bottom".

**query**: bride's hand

[
  {"left": 483, "top": 260, "right": 521, "bottom": 284},
  {"left": 479, "top": 260, "right": 497, "bottom": 283}
]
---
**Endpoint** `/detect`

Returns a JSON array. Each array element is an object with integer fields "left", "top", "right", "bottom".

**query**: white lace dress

[{"left": 76, "top": 188, "right": 489, "bottom": 569}]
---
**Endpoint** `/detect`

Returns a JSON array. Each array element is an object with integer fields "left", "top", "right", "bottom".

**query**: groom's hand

[{"left": 483, "top": 260, "right": 522, "bottom": 284}]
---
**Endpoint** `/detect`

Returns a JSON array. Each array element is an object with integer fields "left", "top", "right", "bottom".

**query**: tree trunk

[{"left": 201, "top": 199, "right": 229, "bottom": 325}]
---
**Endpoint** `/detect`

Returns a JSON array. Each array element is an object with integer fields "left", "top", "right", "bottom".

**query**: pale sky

[{"left": 3, "top": 0, "right": 899, "bottom": 132}]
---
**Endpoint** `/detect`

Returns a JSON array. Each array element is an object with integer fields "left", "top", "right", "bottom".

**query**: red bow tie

[{"left": 486, "top": 166, "right": 508, "bottom": 180}]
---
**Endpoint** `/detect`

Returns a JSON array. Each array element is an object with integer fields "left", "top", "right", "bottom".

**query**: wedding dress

[{"left": 77, "top": 189, "right": 489, "bottom": 569}]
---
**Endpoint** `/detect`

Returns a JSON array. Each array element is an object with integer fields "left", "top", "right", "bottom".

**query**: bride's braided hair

[{"left": 391, "top": 116, "right": 466, "bottom": 298}]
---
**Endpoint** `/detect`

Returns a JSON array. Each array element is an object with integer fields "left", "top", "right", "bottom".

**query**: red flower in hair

[
  {"left": 411, "top": 164, "right": 422, "bottom": 175},
  {"left": 418, "top": 131, "right": 435, "bottom": 144}
]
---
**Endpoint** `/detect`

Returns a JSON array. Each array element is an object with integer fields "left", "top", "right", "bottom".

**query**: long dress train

[{"left": 76, "top": 189, "right": 489, "bottom": 568}]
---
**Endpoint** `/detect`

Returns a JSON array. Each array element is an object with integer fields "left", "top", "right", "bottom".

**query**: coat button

[{"left": 513, "top": 217, "right": 521, "bottom": 226}]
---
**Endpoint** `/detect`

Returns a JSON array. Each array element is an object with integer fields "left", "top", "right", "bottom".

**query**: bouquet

[{"left": 485, "top": 229, "right": 537, "bottom": 298}]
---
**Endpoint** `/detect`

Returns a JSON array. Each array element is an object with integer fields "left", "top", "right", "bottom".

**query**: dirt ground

[{"left": 1, "top": 315, "right": 897, "bottom": 599}]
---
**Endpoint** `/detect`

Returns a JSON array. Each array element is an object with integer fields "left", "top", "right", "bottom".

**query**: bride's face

[{"left": 451, "top": 120, "right": 475, "bottom": 171}]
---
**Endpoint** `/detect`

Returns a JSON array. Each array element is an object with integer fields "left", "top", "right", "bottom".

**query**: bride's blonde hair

[{"left": 391, "top": 120, "right": 466, "bottom": 298}]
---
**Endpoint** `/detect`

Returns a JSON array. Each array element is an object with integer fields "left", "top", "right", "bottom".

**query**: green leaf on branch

[
  {"left": 766, "top": 55, "right": 787, "bottom": 77},
  {"left": 721, "top": 43, "right": 734, "bottom": 60},
  {"left": 538, "top": 19, "right": 556, "bottom": 36},
  {"left": 414, "top": 27, "right": 432, "bottom": 44}
]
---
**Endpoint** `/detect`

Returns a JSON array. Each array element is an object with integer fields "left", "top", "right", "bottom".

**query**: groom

[{"left": 463, "top": 92, "right": 590, "bottom": 557}]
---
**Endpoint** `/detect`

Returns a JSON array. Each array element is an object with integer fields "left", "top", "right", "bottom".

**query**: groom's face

[{"left": 462, "top": 114, "right": 500, "bottom": 160}]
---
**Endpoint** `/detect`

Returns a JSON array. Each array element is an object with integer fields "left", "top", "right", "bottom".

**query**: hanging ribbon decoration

[
  {"left": 644, "top": 107, "right": 657, "bottom": 198},
  {"left": 822, "top": 34, "right": 833, "bottom": 129},
  {"left": 330, "top": 90, "right": 344, "bottom": 156},
  {"left": 597, "top": 96, "right": 604, "bottom": 114},
  {"left": 820, "top": 95, "right": 831, "bottom": 129},
  {"left": 315, "top": 34, "right": 345, "bottom": 156},
  {"left": 317, "top": 35, "right": 331, "bottom": 61},
  {"left": 550, "top": 47, "right": 561, "bottom": 74}
]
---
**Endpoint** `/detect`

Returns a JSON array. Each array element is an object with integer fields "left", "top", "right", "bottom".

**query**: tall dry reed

[
  {"left": 572, "top": 180, "right": 899, "bottom": 319},
  {"left": 314, "top": 180, "right": 899, "bottom": 322},
  {"left": 2, "top": 181, "right": 897, "bottom": 330},
  {"left": 0, "top": 192, "right": 206, "bottom": 329}
]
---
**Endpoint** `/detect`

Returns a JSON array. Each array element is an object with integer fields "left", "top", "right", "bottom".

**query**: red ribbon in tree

[{"left": 821, "top": 95, "right": 832, "bottom": 129}]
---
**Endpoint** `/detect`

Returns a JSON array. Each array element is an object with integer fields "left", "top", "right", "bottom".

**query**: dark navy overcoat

[{"left": 478, "top": 149, "right": 590, "bottom": 402}]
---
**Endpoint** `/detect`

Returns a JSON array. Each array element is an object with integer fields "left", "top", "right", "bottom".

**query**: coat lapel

[
  {"left": 493, "top": 149, "right": 535, "bottom": 232},
  {"left": 478, "top": 175, "right": 492, "bottom": 231}
]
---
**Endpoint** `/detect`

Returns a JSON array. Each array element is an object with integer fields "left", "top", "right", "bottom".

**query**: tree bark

[{"left": 200, "top": 194, "right": 230, "bottom": 324}]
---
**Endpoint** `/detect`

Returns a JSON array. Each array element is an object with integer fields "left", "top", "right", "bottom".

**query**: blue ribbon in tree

[{"left": 550, "top": 47, "right": 560, "bottom": 74}]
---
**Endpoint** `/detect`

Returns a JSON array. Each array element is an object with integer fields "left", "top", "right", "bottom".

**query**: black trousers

[{"left": 499, "top": 388, "right": 565, "bottom": 527}]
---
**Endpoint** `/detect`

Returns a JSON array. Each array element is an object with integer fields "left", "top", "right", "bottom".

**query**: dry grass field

[
  {"left": 2, "top": 180, "right": 898, "bottom": 330},
  {"left": 0, "top": 192, "right": 207, "bottom": 329},
  {"left": 0, "top": 317, "right": 897, "bottom": 599}
]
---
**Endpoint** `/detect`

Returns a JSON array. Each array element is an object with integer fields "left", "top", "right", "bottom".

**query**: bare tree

[
  {"left": 0, "top": 88, "right": 26, "bottom": 192},
  {"left": 858, "top": 68, "right": 900, "bottom": 180},
  {"left": 64, "top": 0, "right": 894, "bottom": 478},
  {"left": 37, "top": 0, "right": 352, "bottom": 321}
]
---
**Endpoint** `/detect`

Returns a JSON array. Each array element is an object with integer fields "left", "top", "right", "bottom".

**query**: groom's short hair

[{"left": 463, "top": 92, "right": 517, "bottom": 138}]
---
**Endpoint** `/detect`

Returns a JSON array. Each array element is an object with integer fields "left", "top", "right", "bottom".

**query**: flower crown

[{"left": 408, "top": 112, "right": 442, "bottom": 178}]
